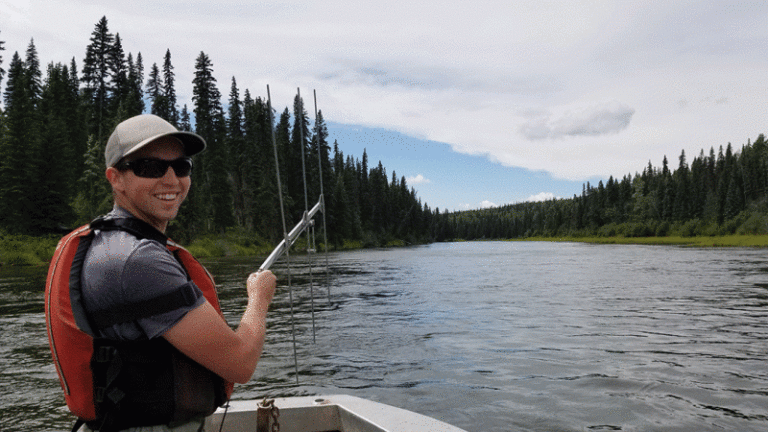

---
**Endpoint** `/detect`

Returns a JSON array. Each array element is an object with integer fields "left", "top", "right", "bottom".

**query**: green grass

[
  {"left": 517, "top": 234, "right": 768, "bottom": 247},
  {"left": 5, "top": 230, "right": 766, "bottom": 267},
  {"left": 0, "top": 234, "right": 60, "bottom": 266}
]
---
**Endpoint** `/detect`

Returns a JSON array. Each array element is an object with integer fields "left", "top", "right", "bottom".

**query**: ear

[{"left": 105, "top": 167, "right": 126, "bottom": 193}]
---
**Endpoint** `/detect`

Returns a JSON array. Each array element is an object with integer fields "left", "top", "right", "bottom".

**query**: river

[{"left": 1, "top": 241, "right": 767, "bottom": 431}]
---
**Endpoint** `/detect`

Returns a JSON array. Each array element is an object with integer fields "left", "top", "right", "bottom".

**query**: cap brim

[{"left": 121, "top": 131, "right": 207, "bottom": 161}]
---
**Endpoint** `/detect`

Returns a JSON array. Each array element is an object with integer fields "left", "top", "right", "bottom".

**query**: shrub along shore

[{"left": 2, "top": 231, "right": 768, "bottom": 267}]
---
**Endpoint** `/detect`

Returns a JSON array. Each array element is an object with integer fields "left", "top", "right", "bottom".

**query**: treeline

[
  {"left": 435, "top": 135, "right": 768, "bottom": 241},
  {"left": 0, "top": 17, "right": 433, "bottom": 247}
]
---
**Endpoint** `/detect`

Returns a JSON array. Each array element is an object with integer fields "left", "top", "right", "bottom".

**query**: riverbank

[
  {"left": 3, "top": 232, "right": 767, "bottom": 267},
  {"left": 0, "top": 230, "right": 367, "bottom": 267},
  {"left": 519, "top": 234, "right": 768, "bottom": 247}
]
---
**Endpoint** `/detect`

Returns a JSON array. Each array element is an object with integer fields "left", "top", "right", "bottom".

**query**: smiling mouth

[{"left": 155, "top": 193, "right": 178, "bottom": 201}]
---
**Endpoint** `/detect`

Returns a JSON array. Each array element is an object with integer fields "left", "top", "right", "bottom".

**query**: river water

[{"left": 1, "top": 241, "right": 767, "bottom": 431}]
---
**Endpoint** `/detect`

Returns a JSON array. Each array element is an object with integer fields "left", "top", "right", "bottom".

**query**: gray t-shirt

[{"left": 82, "top": 207, "right": 206, "bottom": 341}]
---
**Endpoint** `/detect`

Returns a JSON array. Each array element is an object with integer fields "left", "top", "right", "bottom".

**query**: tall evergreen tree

[
  {"left": 162, "top": 49, "right": 178, "bottom": 125},
  {"left": 37, "top": 62, "right": 79, "bottom": 229},
  {"left": 289, "top": 92, "right": 311, "bottom": 221},
  {"left": 146, "top": 62, "right": 163, "bottom": 116},
  {"left": 0, "top": 50, "right": 39, "bottom": 232},
  {"left": 179, "top": 104, "right": 191, "bottom": 131},
  {"left": 309, "top": 109, "right": 332, "bottom": 207},
  {"left": 191, "top": 51, "right": 233, "bottom": 232},
  {"left": 125, "top": 52, "right": 145, "bottom": 116},
  {"left": 227, "top": 77, "right": 247, "bottom": 226},
  {"left": 81, "top": 16, "right": 114, "bottom": 141},
  {"left": 244, "top": 91, "right": 280, "bottom": 238},
  {"left": 108, "top": 33, "right": 128, "bottom": 122}
]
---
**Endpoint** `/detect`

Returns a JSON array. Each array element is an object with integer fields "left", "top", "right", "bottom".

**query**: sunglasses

[{"left": 116, "top": 157, "right": 193, "bottom": 178}]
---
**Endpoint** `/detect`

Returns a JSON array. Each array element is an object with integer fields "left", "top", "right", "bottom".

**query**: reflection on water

[{"left": 2, "top": 242, "right": 768, "bottom": 431}]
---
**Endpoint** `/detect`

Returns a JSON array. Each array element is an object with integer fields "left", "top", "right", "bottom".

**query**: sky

[{"left": 2, "top": 1, "right": 767, "bottom": 211}]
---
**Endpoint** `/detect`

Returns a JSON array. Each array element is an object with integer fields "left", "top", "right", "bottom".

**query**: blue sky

[
  {"left": 3, "top": 1, "right": 767, "bottom": 211},
  {"left": 327, "top": 122, "right": 592, "bottom": 211}
]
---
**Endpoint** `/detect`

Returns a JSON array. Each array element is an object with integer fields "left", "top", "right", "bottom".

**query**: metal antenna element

[
  {"left": 297, "top": 88, "right": 317, "bottom": 344},
  {"left": 266, "top": 84, "right": 299, "bottom": 385},
  {"left": 314, "top": 89, "right": 331, "bottom": 305}
]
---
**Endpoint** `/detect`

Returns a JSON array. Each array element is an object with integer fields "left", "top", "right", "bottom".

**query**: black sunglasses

[{"left": 116, "top": 157, "right": 193, "bottom": 178}]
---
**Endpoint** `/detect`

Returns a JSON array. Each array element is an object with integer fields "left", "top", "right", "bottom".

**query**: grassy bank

[
  {"left": 0, "top": 234, "right": 60, "bottom": 266},
  {"left": 4, "top": 231, "right": 767, "bottom": 267},
  {"left": 519, "top": 234, "right": 768, "bottom": 247}
]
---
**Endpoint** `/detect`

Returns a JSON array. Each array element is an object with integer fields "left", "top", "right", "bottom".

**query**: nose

[{"left": 160, "top": 165, "right": 179, "bottom": 182}]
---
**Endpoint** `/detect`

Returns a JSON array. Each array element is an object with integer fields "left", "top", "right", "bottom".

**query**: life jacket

[{"left": 45, "top": 217, "right": 234, "bottom": 431}]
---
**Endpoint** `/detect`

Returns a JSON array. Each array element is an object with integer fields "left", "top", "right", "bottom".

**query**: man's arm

[{"left": 163, "top": 270, "right": 276, "bottom": 384}]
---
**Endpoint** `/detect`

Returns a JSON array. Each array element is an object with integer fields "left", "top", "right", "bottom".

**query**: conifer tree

[
  {"left": 244, "top": 91, "right": 279, "bottom": 238},
  {"left": 191, "top": 51, "right": 233, "bottom": 232},
  {"left": 74, "top": 135, "right": 112, "bottom": 221},
  {"left": 227, "top": 77, "right": 247, "bottom": 225},
  {"left": 146, "top": 62, "right": 163, "bottom": 116},
  {"left": 179, "top": 104, "right": 191, "bottom": 131},
  {"left": 38, "top": 62, "right": 79, "bottom": 229},
  {"left": 0, "top": 52, "right": 36, "bottom": 232},
  {"left": 108, "top": 33, "right": 128, "bottom": 122},
  {"left": 162, "top": 49, "right": 178, "bottom": 125},
  {"left": 124, "top": 52, "right": 145, "bottom": 116},
  {"left": 289, "top": 92, "right": 311, "bottom": 221},
  {"left": 81, "top": 16, "right": 114, "bottom": 141},
  {"left": 274, "top": 107, "right": 294, "bottom": 222},
  {"left": 309, "top": 109, "right": 332, "bottom": 207}
]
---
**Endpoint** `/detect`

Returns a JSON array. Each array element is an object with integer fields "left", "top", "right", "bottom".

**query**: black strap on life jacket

[{"left": 85, "top": 217, "right": 198, "bottom": 330}]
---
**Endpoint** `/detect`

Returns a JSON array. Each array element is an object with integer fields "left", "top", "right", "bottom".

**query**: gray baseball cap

[{"left": 105, "top": 114, "right": 206, "bottom": 167}]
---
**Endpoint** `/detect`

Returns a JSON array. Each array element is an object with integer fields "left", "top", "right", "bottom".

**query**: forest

[
  {"left": 0, "top": 17, "right": 433, "bottom": 249},
  {"left": 433, "top": 136, "right": 768, "bottom": 242},
  {"left": 1, "top": 17, "right": 767, "bottom": 258}
]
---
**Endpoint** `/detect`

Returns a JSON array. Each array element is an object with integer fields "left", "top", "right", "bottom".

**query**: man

[{"left": 45, "top": 114, "right": 276, "bottom": 432}]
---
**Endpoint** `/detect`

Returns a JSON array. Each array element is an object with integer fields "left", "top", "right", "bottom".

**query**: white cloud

[
  {"left": 480, "top": 200, "right": 497, "bottom": 209},
  {"left": 527, "top": 192, "right": 557, "bottom": 202},
  {"left": 519, "top": 101, "right": 635, "bottom": 141},
  {"left": 406, "top": 174, "right": 431, "bottom": 185}
]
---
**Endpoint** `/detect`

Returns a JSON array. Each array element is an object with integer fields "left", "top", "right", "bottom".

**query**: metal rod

[
  {"left": 267, "top": 85, "right": 299, "bottom": 385},
  {"left": 314, "top": 90, "right": 331, "bottom": 305},
  {"left": 259, "top": 200, "right": 323, "bottom": 272},
  {"left": 297, "top": 88, "right": 317, "bottom": 344}
]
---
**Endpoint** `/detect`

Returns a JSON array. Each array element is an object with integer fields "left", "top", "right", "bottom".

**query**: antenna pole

[
  {"left": 267, "top": 85, "right": 299, "bottom": 385},
  {"left": 314, "top": 90, "right": 331, "bottom": 304}
]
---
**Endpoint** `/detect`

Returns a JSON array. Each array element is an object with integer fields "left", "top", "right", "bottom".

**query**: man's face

[{"left": 107, "top": 137, "right": 190, "bottom": 232}]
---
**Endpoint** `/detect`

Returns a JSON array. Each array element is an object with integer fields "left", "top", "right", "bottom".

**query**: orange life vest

[{"left": 45, "top": 218, "right": 234, "bottom": 430}]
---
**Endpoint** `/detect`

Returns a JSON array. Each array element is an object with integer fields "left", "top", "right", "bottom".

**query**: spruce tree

[
  {"left": 0, "top": 53, "right": 31, "bottom": 231},
  {"left": 290, "top": 92, "right": 311, "bottom": 221},
  {"left": 191, "top": 51, "right": 233, "bottom": 233},
  {"left": 81, "top": 16, "right": 114, "bottom": 141},
  {"left": 108, "top": 33, "right": 128, "bottom": 122},
  {"left": 162, "top": 49, "right": 178, "bottom": 125},
  {"left": 146, "top": 62, "right": 163, "bottom": 116},
  {"left": 244, "top": 91, "right": 279, "bottom": 239},
  {"left": 125, "top": 52, "right": 145, "bottom": 116},
  {"left": 227, "top": 77, "right": 247, "bottom": 226},
  {"left": 38, "top": 62, "right": 78, "bottom": 230}
]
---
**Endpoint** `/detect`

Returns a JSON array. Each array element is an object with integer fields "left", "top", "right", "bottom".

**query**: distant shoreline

[{"left": 507, "top": 235, "right": 768, "bottom": 247}]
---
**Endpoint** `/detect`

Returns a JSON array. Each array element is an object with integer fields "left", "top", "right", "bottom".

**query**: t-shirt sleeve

[{"left": 122, "top": 239, "right": 207, "bottom": 339}]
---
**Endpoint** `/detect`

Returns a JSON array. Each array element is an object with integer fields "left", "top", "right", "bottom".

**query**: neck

[{"left": 113, "top": 197, "right": 168, "bottom": 233}]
